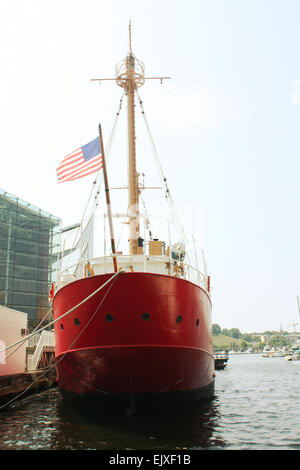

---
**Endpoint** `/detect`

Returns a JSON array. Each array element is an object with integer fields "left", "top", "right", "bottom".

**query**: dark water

[{"left": 0, "top": 354, "right": 299, "bottom": 451}]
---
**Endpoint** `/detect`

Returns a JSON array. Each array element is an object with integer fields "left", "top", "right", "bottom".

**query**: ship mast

[
  {"left": 116, "top": 22, "right": 145, "bottom": 254},
  {"left": 91, "top": 22, "right": 170, "bottom": 255},
  {"left": 126, "top": 22, "right": 140, "bottom": 254}
]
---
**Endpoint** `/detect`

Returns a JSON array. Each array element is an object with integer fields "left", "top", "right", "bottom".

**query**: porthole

[
  {"left": 176, "top": 315, "right": 182, "bottom": 324},
  {"left": 105, "top": 314, "right": 114, "bottom": 322},
  {"left": 74, "top": 318, "right": 80, "bottom": 326},
  {"left": 142, "top": 312, "right": 150, "bottom": 321},
  {"left": 60, "top": 323, "right": 64, "bottom": 330},
  {"left": 196, "top": 319, "right": 199, "bottom": 327}
]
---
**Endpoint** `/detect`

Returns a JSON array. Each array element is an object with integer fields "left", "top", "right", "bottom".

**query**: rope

[
  {"left": 61, "top": 91, "right": 125, "bottom": 265},
  {"left": 0, "top": 270, "right": 122, "bottom": 356},
  {"left": 5, "top": 306, "right": 53, "bottom": 362},
  {"left": 0, "top": 94, "right": 128, "bottom": 410},
  {"left": 135, "top": 89, "right": 193, "bottom": 266},
  {"left": 140, "top": 193, "right": 153, "bottom": 241},
  {"left": 87, "top": 91, "right": 126, "bottom": 221},
  {"left": 0, "top": 271, "right": 122, "bottom": 412}
]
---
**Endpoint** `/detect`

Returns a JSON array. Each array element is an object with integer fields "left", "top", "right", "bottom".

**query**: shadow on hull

[{"left": 59, "top": 379, "right": 215, "bottom": 417}]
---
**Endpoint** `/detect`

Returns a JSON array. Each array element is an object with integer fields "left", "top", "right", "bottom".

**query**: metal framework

[{"left": 91, "top": 21, "right": 170, "bottom": 255}]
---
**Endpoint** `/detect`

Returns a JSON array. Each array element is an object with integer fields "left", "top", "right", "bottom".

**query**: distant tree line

[
  {"left": 212, "top": 324, "right": 244, "bottom": 339},
  {"left": 212, "top": 323, "right": 293, "bottom": 349}
]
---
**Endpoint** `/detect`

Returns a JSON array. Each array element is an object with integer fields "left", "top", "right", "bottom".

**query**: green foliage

[
  {"left": 212, "top": 324, "right": 221, "bottom": 335},
  {"left": 268, "top": 335, "right": 288, "bottom": 348},
  {"left": 221, "top": 327, "right": 242, "bottom": 339},
  {"left": 212, "top": 334, "right": 241, "bottom": 349},
  {"left": 241, "top": 334, "right": 253, "bottom": 342},
  {"left": 240, "top": 340, "right": 249, "bottom": 350},
  {"left": 213, "top": 325, "right": 295, "bottom": 351}
]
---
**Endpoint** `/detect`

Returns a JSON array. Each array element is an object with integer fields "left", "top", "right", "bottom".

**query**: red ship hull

[{"left": 53, "top": 272, "right": 214, "bottom": 408}]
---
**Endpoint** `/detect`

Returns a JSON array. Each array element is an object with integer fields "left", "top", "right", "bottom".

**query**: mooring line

[
  {"left": 0, "top": 270, "right": 122, "bottom": 356},
  {"left": 0, "top": 271, "right": 122, "bottom": 412}
]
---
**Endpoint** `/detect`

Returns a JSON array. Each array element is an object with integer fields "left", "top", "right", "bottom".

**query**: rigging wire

[
  {"left": 0, "top": 271, "right": 122, "bottom": 357},
  {"left": 0, "top": 271, "right": 122, "bottom": 412},
  {"left": 92, "top": 91, "right": 126, "bottom": 215},
  {"left": 139, "top": 192, "right": 153, "bottom": 241},
  {"left": 1, "top": 91, "right": 127, "bottom": 368},
  {"left": 135, "top": 89, "right": 193, "bottom": 265},
  {"left": 59, "top": 91, "right": 125, "bottom": 266},
  {"left": 4, "top": 306, "right": 53, "bottom": 363}
]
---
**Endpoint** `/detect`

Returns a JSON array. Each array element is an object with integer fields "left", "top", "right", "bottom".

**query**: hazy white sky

[{"left": 1, "top": 0, "right": 300, "bottom": 332}]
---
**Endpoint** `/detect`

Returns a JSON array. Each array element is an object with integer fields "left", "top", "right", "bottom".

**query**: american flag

[{"left": 56, "top": 137, "right": 103, "bottom": 183}]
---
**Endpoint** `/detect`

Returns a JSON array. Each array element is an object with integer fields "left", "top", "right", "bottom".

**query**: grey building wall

[{"left": 0, "top": 189, "right": 60, "bottom": 327}]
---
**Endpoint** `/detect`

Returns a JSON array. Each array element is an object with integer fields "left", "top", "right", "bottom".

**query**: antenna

[
  {"left": 90, "top": 25, "right": 170, "bottom": 254},
  {"left": 289, "top": 322, "right": 298, "bottom": 333},
  {"left": 129, "top": 20, "right": 132, "bottom": 53}
]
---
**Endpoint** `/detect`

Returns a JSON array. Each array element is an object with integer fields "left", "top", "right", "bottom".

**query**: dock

[
  {"left": 214, "top": 350, "right": 229, "bottom": 370},
  {"left": 0, "top": 369, "right": 57, "bottom": 409}
]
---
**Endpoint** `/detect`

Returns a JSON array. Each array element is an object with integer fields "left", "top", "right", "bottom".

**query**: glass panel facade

[{"left": 0, "top": 189, "right": 61, "bottom": 327}]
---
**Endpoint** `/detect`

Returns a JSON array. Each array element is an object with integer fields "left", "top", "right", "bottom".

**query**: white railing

[
  {"left": 56, "top": 254, "right": 210, "bottom": 293},
  {"left": 26, "top": 334, "right": 41, "bottom": 348},
  {"left": 27, "top": 330, "right": 55, "bottom": 371}
]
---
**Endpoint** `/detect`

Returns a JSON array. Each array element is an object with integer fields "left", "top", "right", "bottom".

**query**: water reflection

[
  {"left": 0, "top": 386, "right": 227, "bottom": 450},
  {"left": 1, "top": 355, "right": 299, "bottom": 450},
  {"left": 54, "top": 392, "right": 226, "bottom": 450}
]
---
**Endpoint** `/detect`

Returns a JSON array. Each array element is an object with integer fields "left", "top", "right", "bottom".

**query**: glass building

[{"left": 0, "top": 189, "right": 61, "bottom": 327}]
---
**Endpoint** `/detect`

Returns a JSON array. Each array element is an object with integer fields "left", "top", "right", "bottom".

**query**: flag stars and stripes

[{"left": 56, "top": 137, "right": 103, "bottom": 183}]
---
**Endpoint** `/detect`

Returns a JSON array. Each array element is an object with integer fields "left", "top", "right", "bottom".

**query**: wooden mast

[
  {"left": 126, "top": 22, "right": 139, "bottom": 255},
  {"left": 91, "top": 22, "right": 170, "bottom": 256},
  {"left": 99, "top": 124, "right": 118, "bottom": 272}
]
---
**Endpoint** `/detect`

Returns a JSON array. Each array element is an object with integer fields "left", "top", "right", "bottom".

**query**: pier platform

[
  {"left": 0, "top": 369, "right": 57, "bottom": 408},
  {"left": 214, "top": 350, "right": 229, "bottom": 370}
]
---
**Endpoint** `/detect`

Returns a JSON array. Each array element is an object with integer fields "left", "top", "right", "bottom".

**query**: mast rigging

[{"left": 91, "top": 21, "right": 170, "bottom": 255}]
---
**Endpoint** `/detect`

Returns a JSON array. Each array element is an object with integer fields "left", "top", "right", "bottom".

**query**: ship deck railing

[
  {"left": 55, "top": 254, "right": 210, "bottom": 294},
  {"left": 214, "top": 350, "right": 229, "bottom": 360},
  {"left": 27, "top": 331, "right": 55, "bottom": 371}
]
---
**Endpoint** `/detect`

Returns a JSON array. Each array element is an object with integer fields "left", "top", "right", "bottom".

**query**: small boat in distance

[
  {"left": 52, "top": 24, "right": 215, "bottom": 412},
  {"left": 285, "top": 297, "right": 300, "bottom": 361},
  {"left": 262, "top": 347, "right": 286, "bottom": 358},
  {"left": 262, "top": 345, "right": 272, "bottom": 357},
  {"left": 214, "top": 350, "right": 229, "bottom": 370},
  {"left": 285, "top": 340, "right": 300, "bottom": 361}
]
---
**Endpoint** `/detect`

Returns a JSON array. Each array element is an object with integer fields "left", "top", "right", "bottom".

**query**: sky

[{"left": 1, "top": 0, "right": 300, "bottom": 332}]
